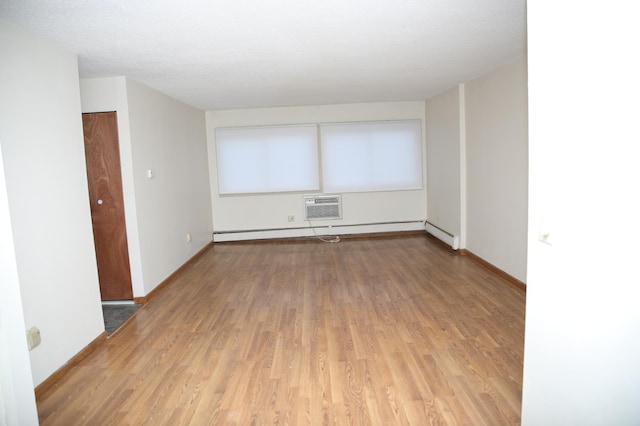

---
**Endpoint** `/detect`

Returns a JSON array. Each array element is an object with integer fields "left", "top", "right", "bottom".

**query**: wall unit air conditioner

[{"left": 304, "top": 195, "right": 342, "bottom": 220}]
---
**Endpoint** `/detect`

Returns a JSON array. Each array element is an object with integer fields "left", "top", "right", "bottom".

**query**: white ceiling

[{"left": 0, "top": 0, "right": 526, "bottom": 111}]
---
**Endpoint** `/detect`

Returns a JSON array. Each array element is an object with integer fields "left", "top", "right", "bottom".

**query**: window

[
  {"left": 320, "top": 120, "right": 423, "bottom": 193},
  {"left": 214, "top": 119, "right": 423, "bottom": 195},
  {"left": 215, "top": 124, "right": 319, "bottom": 194}
]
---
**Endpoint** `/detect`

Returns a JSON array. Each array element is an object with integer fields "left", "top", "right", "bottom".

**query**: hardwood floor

[{"left": 37, "top": 234, "right": 526, "bottom": 425}]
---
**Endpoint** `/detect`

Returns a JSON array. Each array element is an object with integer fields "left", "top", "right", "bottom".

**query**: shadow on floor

[{"left": 102, "top": 303, "right": 141, "bottom": 334}]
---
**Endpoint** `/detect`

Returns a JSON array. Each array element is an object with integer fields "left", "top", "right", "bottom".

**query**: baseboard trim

[
  {"left": 134, "top": 242, "right": 214, "bottom": 304},
  {"left": 35, "top": 331, "right": 107, "bottom": 401},
  {"left": 213, "top": 221, "right": 426, "bottom": 242},
  {"left": 425, "top": 221, "right": 460, "bottom": 250},
  {"left": 219, "top": 229, "right": 428, "bottom": 244},
  {"left": 459, "top": 249, "right": 526, "bottom": 292},
  {"left": 425, "top": 232, "right": 459, "bottom": 252}
]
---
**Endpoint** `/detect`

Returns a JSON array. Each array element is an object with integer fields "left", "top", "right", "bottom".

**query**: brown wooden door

[{"left": 82, "top": 112, "right": 133, "bottom": 300}]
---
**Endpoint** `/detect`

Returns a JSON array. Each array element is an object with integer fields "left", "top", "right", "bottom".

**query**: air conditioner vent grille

[{"left": 304, "top": 195, "right": 342, "bottom": 220}]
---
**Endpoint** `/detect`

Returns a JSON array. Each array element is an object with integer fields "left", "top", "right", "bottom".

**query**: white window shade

[
  {"left": 215, "top": 124, "right": 319, "bottom": 194},
  {"left": 320, "top": 120, "right": 423, "bottom": 193}
]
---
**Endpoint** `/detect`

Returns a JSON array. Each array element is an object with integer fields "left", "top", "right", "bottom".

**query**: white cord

[{"left": 307, "top": 221, "right": 341, "bottom": 243}]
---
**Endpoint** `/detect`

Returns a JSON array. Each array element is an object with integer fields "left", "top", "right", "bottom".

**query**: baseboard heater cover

[
  {"left": 213, "top": 221, "right": 426, "bottom": 242},
  {"left": 425, "top": 221, "right": 460, "bottom": 250}
]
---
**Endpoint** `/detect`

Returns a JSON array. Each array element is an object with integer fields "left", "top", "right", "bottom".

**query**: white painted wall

[
  {"left": 80, "top": 78, "right": 213, "bottom": 296},
  {"left": 464, "top": 57, "right": 528, "bottom": 282},
  {"left": 80, "top": 77, "right": 145, "bottom": 298},
  {"left": 522, "top": 2, "right": 640, "bottom": 424},
  {"left": 126, "top": 78, "right": 212, "bottom": 294},
  {"left": 0, "top": 20, "right": 104, "bottom": 386},
  {"left": 0, "top": 142, "right": 38, "bottom": 425},
  {"left": 206, "top": 102, "right": 427, "bottom": 235},
  {"left": 425, "top": 86, "right": 461, "bottom": 237}
]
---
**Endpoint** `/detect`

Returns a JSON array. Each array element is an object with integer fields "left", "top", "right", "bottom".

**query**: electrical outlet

[
  {"left": 186, "top": 233, "right": 192, "bottom": 242},
  {"left": 288, "top": 215, "right": 295, "bottom": 222},
  {"left": 27, "top": 327, "right": 41, "bottom": 350}
]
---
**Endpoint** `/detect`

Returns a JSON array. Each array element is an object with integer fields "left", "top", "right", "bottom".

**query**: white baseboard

[
  {"left": 425, "top": 221, "right": 460, "bottom": 250},
  {"left": 213, "top": 221, "right": 426, "bottom": 243}
]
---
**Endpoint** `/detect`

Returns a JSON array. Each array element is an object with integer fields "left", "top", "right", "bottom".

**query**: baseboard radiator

[
  {"left": 425, "top": 221, "right": 460, "bottom": 250},
  {"left": 213, "top": 221, "right": 426, "bottom": 243}
]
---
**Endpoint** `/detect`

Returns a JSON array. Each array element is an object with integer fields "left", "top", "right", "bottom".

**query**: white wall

[
  {"left": 207, "top": 102, "right": 427, "bottom": 236},
  {"left": 126, "top": 78, "right": 212, "bottom": 294},
  {"left": 424, "top": 63, "right": 527, "bottom": 282},
  {"left": 80, "top": 77, "right": 145, "bottom": 298},
  {"left": 425, "top": 86, "right": 461, "bottom": 237},
  {"left": 0, "top": 20, "right": 104, "bottom": 387},
  {"left": 0, "top": 142, "right": 38, "bottom": 425},
  {"left": 80, "top": 77, "right": 213, "bottom": 296},
  {"left": 522, "top": 2, "right": 640, "bottom": 424},
  {"left": 465, "top": 57, "right": 528, "bottom": 282}
]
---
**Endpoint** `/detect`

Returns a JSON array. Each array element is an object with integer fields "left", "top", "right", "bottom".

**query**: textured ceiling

[{"left": 0, "top": 0, "right": 526, "bottom": 111}]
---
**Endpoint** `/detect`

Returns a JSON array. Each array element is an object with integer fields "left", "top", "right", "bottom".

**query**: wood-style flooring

[{"left": 37, "top": 234, "right": 526, "bottom": 425}]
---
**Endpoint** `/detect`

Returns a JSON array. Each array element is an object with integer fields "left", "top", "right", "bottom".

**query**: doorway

[{"left": 82, "top": 112, "right": 133, "bottom": 301}]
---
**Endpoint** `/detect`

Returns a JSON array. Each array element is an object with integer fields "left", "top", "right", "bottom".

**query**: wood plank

[{"left": 36, "top": 234, "right": 526, "bottom": 425}]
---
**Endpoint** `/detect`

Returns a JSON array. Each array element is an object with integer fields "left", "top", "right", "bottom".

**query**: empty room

[{"left": 1, "top": 1, "right": 639, "bottom": 425}]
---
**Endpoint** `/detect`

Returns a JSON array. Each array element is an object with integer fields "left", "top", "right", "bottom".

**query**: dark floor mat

[{"left": 102, "top": 304, "right": 141, "bottom": 334}]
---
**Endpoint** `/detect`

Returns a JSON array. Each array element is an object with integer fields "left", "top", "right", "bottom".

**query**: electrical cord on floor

[{"left": 307, "top": 221, "right": 341, "bottom": 243}]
